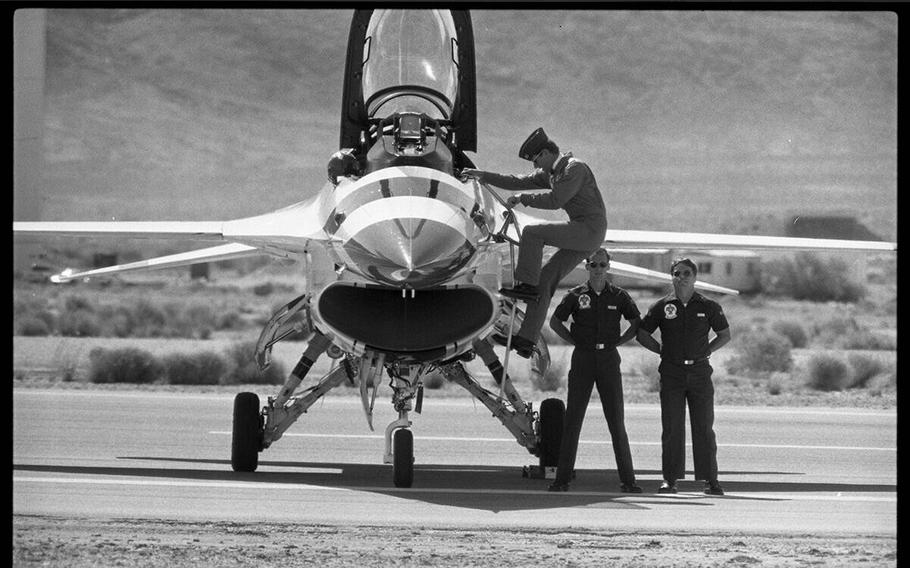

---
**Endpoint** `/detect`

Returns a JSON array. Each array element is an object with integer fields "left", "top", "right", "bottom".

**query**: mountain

[{"left": 34, "top": 8, "right": 897, "bottom": 239}]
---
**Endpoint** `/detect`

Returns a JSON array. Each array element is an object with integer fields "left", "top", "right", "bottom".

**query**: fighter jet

[{"left": 14, "top": 9, "right": 896, "bottom": 488}]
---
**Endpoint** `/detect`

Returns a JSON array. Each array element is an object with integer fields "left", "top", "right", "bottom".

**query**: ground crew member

[
  {"left": 462, "top": 128, "right": 607, "bottom": 358},
  {"left": 636, "top": 257, "right": 732, "bottom": 496},
  {"left": 546, "top": 248, "right": 642, "bottom": 493}
]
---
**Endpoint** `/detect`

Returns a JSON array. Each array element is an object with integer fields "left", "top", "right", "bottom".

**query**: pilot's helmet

[{"left": 518, "top": 127, "right": 549, "bottom": 161}]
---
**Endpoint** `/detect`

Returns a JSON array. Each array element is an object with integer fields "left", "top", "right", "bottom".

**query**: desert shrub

[
  {"left": 636, "top": 357, "right": 661, "bottom": 393},
  {"left": 88, "top": 347, "right": 163, "bottom": 384},
  {"left": 812, "top": 315, "right": 860, "bottom": 337},
  {"left": 163, "top": 351, "right": 227, "bottom": 385},
  {"left": 766, "top": 372, "right": 787, "bottom": 395},
  {"left": 63, "top": 295, "right": 94, "bottom": 313},
  {"left": 184, "top": 303, "right": 218, "bottom": 329},
  {"left": 221, "top": 341, "right": 286, "bottom": 385},
  {"left": 98, "top": 305, "right": 135, "bottom": 337},
  {"left": 866, "top": 371, "right": 896, "bottom": 395},
  {"left": 725, "top": 330, "right": 793, "bottom": 375},
  {"left": 253, "top": 282, "right": 275, "bottom": 296},
  {"left": 17, "top": 316, "right": 51, "bottom": 336},
  {"left": 770, "top": 320, "right": 808, "bottom": 348},
  {"left": 216, "top": 310, "right": 244, "bottom": 330},
  {"left": 534, "top": 353, "right": 565, "bottom": 392},
  {"left": 58, "top": 310, "right": 101, "bottom": 337},
  {"left": 847, "top": 353, "right": 888, "bottom": 389},
  {"left": 811, "top": 316, "right": 894, "bottom": 350},
  {"left": 131, "top": 299, "right": 168, "bottom": 337},
  {"left": 805, "top": 353, "right": 850, "bottom": 392},
  {"left": 836, "top": 330, "right": 895, "bottom": 351},
  {"left": 761, "top": 253, "right": 865, "bottom": 302}
]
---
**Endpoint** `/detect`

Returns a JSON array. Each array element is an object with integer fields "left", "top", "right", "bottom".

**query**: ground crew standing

[
  {"left": 461, "top": 128, "right": 607, "bottom": 358},
  {"left": 546, "top": 248, "right": 642, "bottom": 493},
  {"left": 636, "top": 257, "right": 732, "bottom": 495}
]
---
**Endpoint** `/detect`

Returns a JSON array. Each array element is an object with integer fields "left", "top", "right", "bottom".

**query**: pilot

[
  {"left": 546, "top": 248, "right": 642, "bottom": 493},
  {"left": 462, "top": 128, "right": 607, "bottom": 358},
  {"left": 636, "top": 257, "right": 732, "bottom": 496}
]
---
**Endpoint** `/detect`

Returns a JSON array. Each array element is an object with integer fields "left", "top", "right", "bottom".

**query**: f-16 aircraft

[{"left": 14, "top": 9, "right": 896, "bottom": 488}]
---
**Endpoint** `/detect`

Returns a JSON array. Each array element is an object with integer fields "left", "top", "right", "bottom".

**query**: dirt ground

[{"left": 12, "top": 515, "right": 897, "bottom": 567}]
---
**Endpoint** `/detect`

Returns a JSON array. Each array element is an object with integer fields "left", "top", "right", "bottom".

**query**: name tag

[
  {"left": 607, "top": 305, "right": 617, "bottom": 310},
  {"left": 697, "top": 313, "right": 706, "bottom": 317}
]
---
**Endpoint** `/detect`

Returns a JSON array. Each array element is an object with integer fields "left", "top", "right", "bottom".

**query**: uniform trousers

[
  {"left": 555, "top": 347, "right": 635, "bottom": 485},
  {"left": 515, "top": 219, "right": 605, "bottom": 342},
  {"left": 658, "top": 360, "right": 718, "bottom": 482}
]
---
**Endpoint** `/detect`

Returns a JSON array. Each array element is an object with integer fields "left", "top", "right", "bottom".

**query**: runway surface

[{"left": 13, "top": 389, "right": 895, "bottom": 536}]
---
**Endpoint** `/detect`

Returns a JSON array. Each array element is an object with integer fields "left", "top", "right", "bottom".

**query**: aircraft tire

[
  {"left": 538, "top": 398, "right": 565, "bottom": 468},
  {"left": 231, "top": 392, "right": 262, "bottom": 472},
  {"left": 393, "top": 428, "right": 414, "bottom": 488}
]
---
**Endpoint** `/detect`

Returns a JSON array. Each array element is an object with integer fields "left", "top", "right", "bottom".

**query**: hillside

[{"left": 34, "top": 8, "right": 896, "bottom": 238}]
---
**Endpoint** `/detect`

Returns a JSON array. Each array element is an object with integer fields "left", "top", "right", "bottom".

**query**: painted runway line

[{"left": 208, "top": 431, "right": 895, "bottom": 452}]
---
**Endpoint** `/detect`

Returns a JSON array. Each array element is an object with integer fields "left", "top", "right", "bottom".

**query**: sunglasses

[
  {"left": 587, "top": 262, "right": 609, "bottom": 268},
  {"left": 672, "top": 270, "right": 693, "bottom": 277}
]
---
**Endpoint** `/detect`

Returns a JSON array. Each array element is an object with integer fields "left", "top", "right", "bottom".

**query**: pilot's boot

[
  {"left": 499, "top": 282, "right": 539, "bottom": 302},
  {"left": 490, "top": 333, "right": 539, "bottom": 359}
]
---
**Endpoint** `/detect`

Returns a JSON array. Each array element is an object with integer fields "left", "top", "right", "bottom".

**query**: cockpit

[
  {"left": 362, "top": 10, "right": 459, "bottom": 121},
  {"left": 338, "top": 9, "right": 477, "bottom": 177}
]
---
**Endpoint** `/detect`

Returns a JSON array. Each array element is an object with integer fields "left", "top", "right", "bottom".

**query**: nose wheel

[{"left": 392, "top": 428, "right": 414, "bottom": 488}]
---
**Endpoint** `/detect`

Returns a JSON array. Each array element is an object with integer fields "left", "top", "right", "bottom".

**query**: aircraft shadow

[{"left": 14, "top": 458, "right": 896, "bottom": 513}]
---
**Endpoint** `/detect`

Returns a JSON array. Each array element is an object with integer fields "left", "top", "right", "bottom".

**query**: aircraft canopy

[{"left": 362, "top": 10, "right": 460, "bottom": 120}]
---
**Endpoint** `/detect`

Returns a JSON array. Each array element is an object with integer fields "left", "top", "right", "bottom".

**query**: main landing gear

[{"left": 230, "top": 326, "right": 564, "bottom": 488}]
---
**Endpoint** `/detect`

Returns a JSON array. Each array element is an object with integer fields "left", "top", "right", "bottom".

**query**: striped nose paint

[{"left": 336, "top": 196, "right": 477, "bottom": 287}]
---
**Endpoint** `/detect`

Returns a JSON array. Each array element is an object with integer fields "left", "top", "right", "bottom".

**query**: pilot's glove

[
  {"left": 461, "top": 168, "right": 487, "bottom": 183},
  {"left": 506, "top": 194, "right": 524, "bottom": 207}
]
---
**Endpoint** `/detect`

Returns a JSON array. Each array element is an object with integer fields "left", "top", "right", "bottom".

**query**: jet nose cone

[
  {"left": 346, "top": 216, "right": 474, "bottom": 287},
  {"left": 338, "top": 197, "right": 477, "bottom": 287}
]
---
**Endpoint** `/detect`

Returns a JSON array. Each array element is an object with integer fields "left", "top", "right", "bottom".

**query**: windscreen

[{"left": 362, "top": 10, "right": 459, "bottom": 119}]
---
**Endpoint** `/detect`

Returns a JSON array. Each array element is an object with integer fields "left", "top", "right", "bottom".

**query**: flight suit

[
  {"left": 482, "top": 153, "right": 607, "bottom": 342},
  {"left": 551, "top": 282, "right": 640, "bottom": 486},
  {"left": 639, "top": 292, "right": 730, "bottom": 482}
]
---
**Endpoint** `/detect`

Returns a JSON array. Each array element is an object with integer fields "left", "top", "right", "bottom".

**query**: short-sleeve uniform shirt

[
  {"left": 639, "top": 292, "right": 729, "bottom": 362},
  {"left": 553, "top": 283, "right": 641, "bottom": 349}
]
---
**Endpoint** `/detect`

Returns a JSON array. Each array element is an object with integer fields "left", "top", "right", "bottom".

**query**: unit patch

[
  {"left": 664, "top": 304, "right": 678, "bottom": 320},
  {"left": 578, "top": 294, "right": 591, "bottom": 309}
]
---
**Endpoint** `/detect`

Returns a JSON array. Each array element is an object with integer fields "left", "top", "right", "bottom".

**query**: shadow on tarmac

[{"left": 14, "top": 458, "right": 896, "bottom": 513}]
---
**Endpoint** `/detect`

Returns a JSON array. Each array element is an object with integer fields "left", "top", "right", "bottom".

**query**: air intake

[{"left": 316, "top": 283, "right": 496, "bottom": 361}]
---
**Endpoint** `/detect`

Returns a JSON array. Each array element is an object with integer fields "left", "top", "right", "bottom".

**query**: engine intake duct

[{"left": 316, "top": 283, "right": 496, "bottom": 360}]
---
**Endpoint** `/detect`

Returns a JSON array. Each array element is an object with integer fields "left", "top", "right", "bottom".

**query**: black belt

[
  {"left": 578, "top": 343, "right": 615, "bottom": 351},
  {"left": 666, "top": 357, "right": 709, "bottom": 366}
]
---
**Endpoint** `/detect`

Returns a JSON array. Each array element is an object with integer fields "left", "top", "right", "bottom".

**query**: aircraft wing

[
  {"left": 13, "top": 221, "right": 226, "bottom": 241},
  {"left": 605, "top": 229, "right": 896, "bottom": 252},
  {"left": 45, "top": 243, "right": 264, "bottom": 283},
  {"left": 13, "top": 196, "right": 332, "bottom": 283},
  {"left": 500, "top": 202, "right": 893, "bottom": 296},
  {"left": 608, "top": 259, "right": 739, "bottom": 295}
]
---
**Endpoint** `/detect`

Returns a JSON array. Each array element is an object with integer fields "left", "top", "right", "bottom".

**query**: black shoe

[
  {"left": 548, "top": 482, "right": 569, "bottom": 492},
  {"left": 658, "top": 480, "right": 677, "bottom": 494},
  {"left": 704, "top": 480, "right": 724, "bottom": 495},
  {"left": 499, "top": 283, "right": 539, "bottom": 302},
  {"left": 620, "top": 483, "right": 643, "bottom": 494}
]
